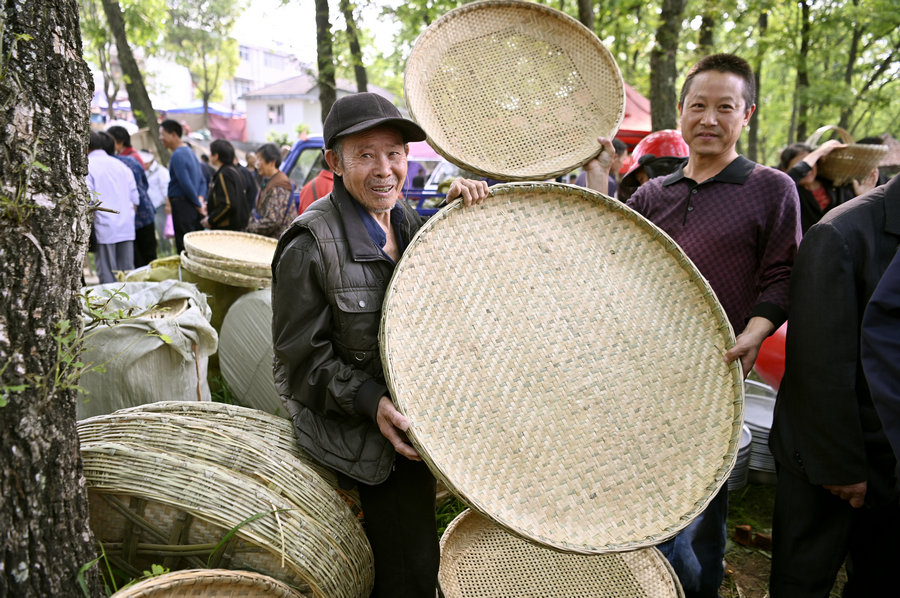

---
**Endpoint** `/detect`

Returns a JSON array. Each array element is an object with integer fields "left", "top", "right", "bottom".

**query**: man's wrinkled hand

[
  {"left": 446, "top": 178, "right": 489, "bottom": 207},
  {"left": 376, "top": 396, "right": 421, "bottom": 461},
  {"left": 582, "top": 136, "right": 616, "bottom": 194},
  {"left": 824, "top": 481, "right": 867, "bottom": 508},
  {"left": 724, "top": 316, "right": 774, "bottom": 379}
]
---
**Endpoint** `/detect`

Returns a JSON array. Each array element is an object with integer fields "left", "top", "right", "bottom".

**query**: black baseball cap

[{"left": 323, "top": 92, "right": 427, "bottom": 149}]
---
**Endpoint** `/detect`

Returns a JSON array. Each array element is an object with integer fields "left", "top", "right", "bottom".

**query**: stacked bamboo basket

[
  {"left": 79, "top": 402, "right": 370, "bottom": 597},
  {"left": 180, "top": 231, "right": 276, "bottom": 288},
  {"left": 392, "top": 1, "right": 745, "bottom": 595}
]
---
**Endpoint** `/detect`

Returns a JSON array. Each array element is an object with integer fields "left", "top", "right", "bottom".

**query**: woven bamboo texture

[
  {"left": 381, "top": 183, "right": 743, "bottom": 554},
  {"left": 180, "top": 252, "right": 271, "bottom": 289},
  {"left": 81, "top": 440, "right": 373, "bottom": 598},
  {"left": 439, "top": 510, "right": 684, "bottom": 598},
  {"left": 110, "top": 401, "right": 360, "bottom": 511},
  {"left": 404, "top": 0, "right": 624, "bottom": 181},
  {"left": 112, "top": 569, "right": 301, "bottom": 597},
  {"left": 806, "top": 125, "right": 888, "bottom": 186},
  {"left": 187, "top": 253, "right": 272, "bottom": 278},
  {"left": 184, "top": 230, "right": 278, "bottom": 266}
]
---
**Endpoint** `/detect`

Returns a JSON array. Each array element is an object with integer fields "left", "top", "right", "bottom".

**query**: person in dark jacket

[
  {"left": 769, "top": 175, "right": 900, "bottom": 596},
  {"left": 203, "top": 139, "right": 249, "bottom": 231},
  {"left": 246, "top": 142, "right": 294, "bottom": 238},
  {"left": 271, "top": 92, "right": 487, "bottom": 598}
]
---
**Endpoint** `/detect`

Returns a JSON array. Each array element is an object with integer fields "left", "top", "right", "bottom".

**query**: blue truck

[{"left": 280, "top": 136, "right": 457, "bottom": 217}]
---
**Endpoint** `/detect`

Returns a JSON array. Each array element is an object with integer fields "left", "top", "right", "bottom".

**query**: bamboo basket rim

[
  {"left": 110, "top": 568, "right": 302, "bottom": 597},
  {"left": 180, "top": 252, "right": 271, "bottom": 289},
  {"left": 805, "top": 124, "right": 888, "bottom": 186},
  {"left": 184, "top": 230, "right": 278, "bottom": 266}
]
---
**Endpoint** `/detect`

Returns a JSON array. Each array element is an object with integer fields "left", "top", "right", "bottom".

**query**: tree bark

[
  {"left": 650, "top": 0, "right": 687, "bottom": 130},
  {"left": 697, "top": 13, "right": 715, "bottom": 56},
  {"left": 577, "top": 0, "right": 594, "bottom": 32},
  {"left": 0, "top": 2, "right": 103, "bottom": 596},
  {"left": 315, "top": 0, "right": 337, "bottom": 125},
  {"left": 340, "top": 0, "right": 368, "bottom": 93},
  {"left": 748, "top": 10, "right": 767, "bottom": 163},
  {"left": 794, "top": 0, "right": 811, "bottom": 141},
  {"left": 100, "top": 0, "right": 169, "bottom": 163}
]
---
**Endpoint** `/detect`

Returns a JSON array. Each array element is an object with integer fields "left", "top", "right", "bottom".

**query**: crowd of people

[
  {"left": 85, "top": 120, "right": 339, "bottom": 282},
  {"left": 87, "top": 55, "right": 899, "bottom": 598}
]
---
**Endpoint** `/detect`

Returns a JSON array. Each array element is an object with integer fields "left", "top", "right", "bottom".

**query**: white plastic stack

[{"left": 744, "top": 379, "right": 777, "bottom": 483}]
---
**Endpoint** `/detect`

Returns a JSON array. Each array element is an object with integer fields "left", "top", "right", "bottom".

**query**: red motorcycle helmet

[{"left": 619, "top": 130, "right": 690, "bottom": 201}]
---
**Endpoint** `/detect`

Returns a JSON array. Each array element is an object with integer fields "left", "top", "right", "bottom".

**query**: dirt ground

[{"left": 721, "top": 482, "right": 847, "bottom": 598}]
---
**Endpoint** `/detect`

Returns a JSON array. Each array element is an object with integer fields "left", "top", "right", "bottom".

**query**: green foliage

[
  {"left": 266, "top": 130, "right": 291, "bottom": 147},
  {"left": 165, "top": 0, "right": 242, "bottom": 105}
]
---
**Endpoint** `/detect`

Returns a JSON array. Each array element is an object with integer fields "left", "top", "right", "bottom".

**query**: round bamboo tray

[
  {"left": 404, "top": 0, "right": 624, "bottom": 181},
  {"left": 180, "top": 252, "right": 271, "bottom": 289},
  {"left": 184, "top": 230, "right": 278, "bottom": 266},
  {"left": 186, "top": 252, "right": 272, "bottom": 278},
  {"left": 111, "top": 569, "right": 301, "bottom": 597},
  {"left": 806, "top": 125, "right": 888, "bottom": 186},
  {"left": 381, "top": 182, "right": 743, "bottom": 554},
  {"left": 439, "top": 510, "right": 684, "bottom": 597}
]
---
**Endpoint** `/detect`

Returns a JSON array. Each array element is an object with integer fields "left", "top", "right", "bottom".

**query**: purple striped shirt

[{"left": 627, "top": 156, "right": 801, "bottom": 333}]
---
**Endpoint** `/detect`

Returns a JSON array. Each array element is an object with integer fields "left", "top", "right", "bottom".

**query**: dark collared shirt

[
  {"left": 353, "top": 200, "right": 409, "bottom": 263},
  {"left": 627, "top": 156, "right": 801, "bottom": 333}
]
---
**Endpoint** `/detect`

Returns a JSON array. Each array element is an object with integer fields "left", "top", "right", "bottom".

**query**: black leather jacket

[{"left": 271, "top": 178, "right": 422, "bottom": 484}]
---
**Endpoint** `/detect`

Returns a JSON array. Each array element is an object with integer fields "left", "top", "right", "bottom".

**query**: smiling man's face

[
  {"left": 327, "top": 126, "right": 408, "bottom": 215},
  {"left": 679, "top": 70, "right": 754, "bottom": 161}
]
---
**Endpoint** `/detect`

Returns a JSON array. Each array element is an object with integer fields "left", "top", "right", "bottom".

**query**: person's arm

[
  {"left": 444, "top": 178, "right": 489, "bottom": 206},
  {"left": 207, "top": 170, "right": 238, "bottom": 227},
  {"left": 272, "top": 233, "right": 385, "bottom": 422}
]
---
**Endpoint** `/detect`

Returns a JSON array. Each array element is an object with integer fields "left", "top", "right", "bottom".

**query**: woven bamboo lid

[
  {"left": 187, "top": 252, "right": 272, "bottom": 278},
  {"left": 439, "top": 510, "right": 684, "bottom": 597},
  {"left": 184, "top": 230, "right": 278, "bottom": 266},
  {"left": 381, "top": 183, "right": 743, "bottom": 554},
  {"left": 180, "top": 252, "right": 271, "bottom": 289},
  {"left": 404, "top": 0, "right": 625, "bottom": 181},
  {"left": 111, "top": 569, "right": 300, "bottom": 597}
]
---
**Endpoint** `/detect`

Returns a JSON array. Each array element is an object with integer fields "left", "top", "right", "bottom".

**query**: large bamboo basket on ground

[
  {"left": 180, "top": 231, "right": 277, "bottom": 288},
  {"left": 381, "top": 183, "right": 743, "bottom": 554},
  {"left": 806, "top": 125, "right": 888, "bottom": 186},
  {"left": 80, "top": 408, "right": 371, "bottom": 597},
  {"left": 111, "top": 569, "right": 300, "bottom": 597},
  {"left": 404, "top": 0, "right": 624, "bottom": 181},
  {"left": 439, "top": 510, "right": 684, "bottom": 598}
]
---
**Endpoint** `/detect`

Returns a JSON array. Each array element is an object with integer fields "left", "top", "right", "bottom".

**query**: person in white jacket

[{"left": 145, "top": 153, "right": 172, "bottom": 255}]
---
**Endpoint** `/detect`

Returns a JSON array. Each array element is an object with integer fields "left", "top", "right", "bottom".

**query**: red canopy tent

[{"left": 617, "top": 83, "right": 652, "bottom": 150}]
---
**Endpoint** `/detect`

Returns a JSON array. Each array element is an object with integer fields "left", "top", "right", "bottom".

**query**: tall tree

[
  {"left": 340, "top": 0, "right": 368, "bottom": 93},
  {"left": 649, "top": 0, "right": 687, "bottom": 130},
  {"left": 0, "top": 1, "right": 103, "bottom": 595},
  {"left": 577, "top": 0, "right": 594, "bottom": 31},
  {"left": 80, "top": 0, "right": 122, "bottom": 122},
  {"left": 747, "top": 9, "right": 768, "bottom": 163},
  {"left": 166, "top": 0, "right": 241, "bottom": 129},
  {"left": 100, "top": 0, "right": 169, "bottom": 162},
  {"left": 793, "top": 0, "right": 811, "bottom": 141},
  {"left": 315, "top": 0, "right": 337, "bottom": 124}
]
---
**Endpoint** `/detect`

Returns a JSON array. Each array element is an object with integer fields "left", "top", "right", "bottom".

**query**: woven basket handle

[{"left": 806, "top": 125, "right": 855, "bottom": 147}]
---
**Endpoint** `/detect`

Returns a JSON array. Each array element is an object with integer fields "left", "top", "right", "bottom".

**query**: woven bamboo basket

[
  {"left": 180, "top": 252, "right": 271, "bottom": 289},
  {"left": 806, "top": 125, "right": 888, "bottom": 186},
  {"left": 186, "top": 252, "right": 272, "bottom": 278},
  {"left": 404, "top": 0, "right": 624, "bottom": 181},
  {"left": 110, "top": 401, "right": 361, "bottom": 512},
  {"left": 439, "top": 510, "right": 684, "bottom": 598},
  {"left": 381, "top": 183, "right": 743, "bottom": 554},
  {"left": 112, "top": 569, "right": 301, "bottom": 597},
  {"left": 81, "top": 440, "right": 373, "bottom": 598},
  {"left": 184, "top": 230, "right": 278, "bottom": 266}
]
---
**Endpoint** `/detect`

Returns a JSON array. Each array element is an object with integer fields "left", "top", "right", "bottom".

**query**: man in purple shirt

[{"left": 586, "top": 54, "right": 801, "bottom": 597}]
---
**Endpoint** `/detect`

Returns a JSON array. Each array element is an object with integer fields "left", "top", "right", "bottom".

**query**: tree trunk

[
  {"left": 0, "top": 2, "right": 103, "bottom": 596},
  {"left": 697, "top": 13, "right": 715, "bottom": 56},
  {"left": 340, "top": 0, "right": 368, "bottom": 93},
  {"left": 577, "top": 0, "right": 594, "bottom": 31},
  {"left": 748, "top": 10, "right": 767, "bottom": 163},
  {"left": 100, "top": 0, "right": 169, "bottom": 163},
  {"left": 794, "top": 0, "right": 811, "bottom": 142},
  {"left": 650, "top": 0, "right": 687, "bottom": 130},
  {"left": 315, "top": 0, "right": 337, "bottom": 125},
  {"left": 838, "top": 0, "right": 861, "bottom": 130}
]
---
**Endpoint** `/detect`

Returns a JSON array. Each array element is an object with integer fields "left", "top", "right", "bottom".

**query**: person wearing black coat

[{"left": 203, "top": 139, "right": 249, "bottom": 231}]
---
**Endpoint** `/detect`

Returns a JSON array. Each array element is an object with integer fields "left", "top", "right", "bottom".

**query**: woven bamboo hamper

[
  {"left": 404, "top": 0, "right": 624, "bottom": 181},
  {"left": 111, "top": 569, "right": 300, "bottom": 597},
  {"left": 805, "top": 125, "right": 888, "bottom": 186},
  {"left": 81, "top": 441, "right": 373, "bottom": 597},
  {"left": 180, "top": 252, "right": 271, "bottom": 289},
  {"left": 186, "top": 252, "right": 272, "bottom": 278},
  {"left": 184, "top": 230, "right": 278, "bottom": 265},
  {"left": 381, "top": 183, "right": 743, "bottom": 554},
  {"left": 439, "top": 510, "right": 684, "bottom": 598}
]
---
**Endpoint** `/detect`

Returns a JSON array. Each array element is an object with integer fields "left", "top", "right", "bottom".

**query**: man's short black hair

[
  {"left": 89, "top": 130, "right": 116, "bottom": 155},
  {"left": 256, "top": 142, "right": 282, "bottom": 168},
  {"left": 679, "top": 53, "right": 756, "bottom": 112},
  {"left": 106, "top": 125, "right": 132, "bottom": 147},
  {"left": 210, "top": 139, "right": 235, "bottom": 166},
  {"left": 778, "top": 143, "right": 813, "bottom": 171},
  {"left": 160, "top": 119, "right": 183, "bottom": 138}
]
